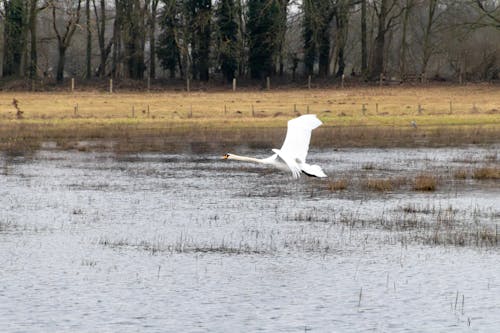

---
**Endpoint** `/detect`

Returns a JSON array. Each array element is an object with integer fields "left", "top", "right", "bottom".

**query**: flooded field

[{"left": 1, "top": 145, "right": 499, "bottom": 332}]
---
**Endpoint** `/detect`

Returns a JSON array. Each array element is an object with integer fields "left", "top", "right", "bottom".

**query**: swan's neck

[{"left": 227, "top": 154, "right": 265, "bottom": 164}]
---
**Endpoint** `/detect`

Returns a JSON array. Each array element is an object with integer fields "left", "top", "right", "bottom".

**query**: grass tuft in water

[
  {"left": 473, "top": 167, "right": 500, "bottom": 180},
  {"left": 453, "top": 168, "right": 468, "bottom": 179},
  {"left": 327, "top": 178, "right": 349, "bottom": 191},
  {"left": 364, "top": 178, "right": 393, "bottom": 192},
  {"left": 413, "top": 174, "right": 437, "bottom": 191}
]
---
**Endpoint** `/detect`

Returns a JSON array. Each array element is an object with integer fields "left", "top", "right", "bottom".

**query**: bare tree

[
  {"left": 50, "top": 0, "right": 83, "bottom": 82},
  {"left": 398, "top": 0, "right": 414, "bottom": 79},
  {"left": 361, "top": 0, "right": 367, "bottom": 77},
  {"left": 473, "top": 0, "right": 500, "bottom": 28},
  {"left": 276, "top": 0, "right": 289, "bottom": 76},
  {"left": 92, "top": 0, "right": 113, "bottom": 77},
  {"left": 28, "top": 0, "right": 48, "bottom": 79},
  {"left": 369, "top": 0, "right": 403, "bottom": 80},
  {"left": 420, "top": 0, "right": 443, "bottom": 80},
  {"left": 148, "top": 0, "right": 160, "bottom": 79},
  {"left": 85, "top": 0, "right": 91, "bottom": 78}
]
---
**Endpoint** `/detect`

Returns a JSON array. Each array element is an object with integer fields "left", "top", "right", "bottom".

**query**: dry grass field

[{"left": 0, "top": 85, "right": 499, "bottom": 152}]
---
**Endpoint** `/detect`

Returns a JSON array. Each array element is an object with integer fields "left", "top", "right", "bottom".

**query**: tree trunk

[
  {"left": 303, "top": 0, "right": 316, "bottom": 76},
  {"left": 421, "top": 0, "right": 438, "bottom": 80},
  {"left": 236, "top": 0, "right": 245, "bottom": 77},
  {"left": 56, "top": 46, "right": 66, "bottom": 82},
  {"left": 370, "top": 0, "right": 388, "bottom": 80},
  {"left": 111, "top": 0, "right": 123, "bottom": 78},
  {"left": 317, "top": 25, "right": 330, "bottom": 77},
  {"left": 361, "top": 0, "right": 367, "bottom": 77},
  {"left": 149, "top": 0, "right": 159, "bottom": 80},
  {"left": 28, "top": 0, "right": 38, "bottom": 79},
  {"left": 277, "top": 0, "right": 288, "bottom": 77},
  {"left": 399, "top": 0, "right": 411, "bottom": 79},
  {"left": 86, "top": 0, "right": 92, "bottom": 79},
  {"left": 335, "top": 2, "right": 349, "bottom": 78},
  {"left": 121, "top": 0, "right": 146, "bottom": 80}
]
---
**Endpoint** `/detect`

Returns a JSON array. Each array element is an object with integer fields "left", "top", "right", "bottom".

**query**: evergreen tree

[
  {"left": 216, "top": 0, "right": 238, "bottom": 82},
  {"left": 185, "top": 0, "right": 211, "bottom": 81},
  {"left": 302, "top": 0, "right": 316, "bottom": 76},
  {"left": 247, "top": 0, "right": 280, "bottom": 80},
  {"left": 157, "top": 0, "right": 180, "bottom": 78},
  {"left": 120, "top": 0, "right": 147, "bottom": 80},
  {"left": 3, "top": 0, "right": 26, "bottom": 77},
  {"left": 303, "top": 1, "right": 350, "bottom": 78}
]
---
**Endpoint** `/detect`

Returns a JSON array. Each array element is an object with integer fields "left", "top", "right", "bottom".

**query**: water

[{"left": 1, "top": 146, "right": 499, "bottom": 332}]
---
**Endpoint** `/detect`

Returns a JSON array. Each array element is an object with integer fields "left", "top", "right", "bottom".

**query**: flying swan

[{"left": 223, "top": 114, "right": 327, "bottom": 179}]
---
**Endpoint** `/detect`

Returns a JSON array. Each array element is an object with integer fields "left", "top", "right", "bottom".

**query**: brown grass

[
  {"left": 363, "top": 178, "right": 394, "bottom": 192},
  {"left": 362, "top": 176, "right": 409, "bottom": 192},
  {"left": 0, "top": 86, "right": 499, "bottom": 152},
  {"left": 413, "top": 174, "right": 437, "bottom": 191},
  {"left": 473, "top": 167, "right": 500, "bottom": 180},
  {"left": 453, "top": 168, "right": 468, "bottom": 179},
  {"left": 1, "top": 86, "right": 500, "bottom": 123},
  {"left": 327, "top": 179, "right": 349, "bottom": 191}
]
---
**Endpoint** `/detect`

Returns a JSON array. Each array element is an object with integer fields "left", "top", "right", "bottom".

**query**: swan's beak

[{"left": 222, "top": 154, "right": 229, "bottom": 159}]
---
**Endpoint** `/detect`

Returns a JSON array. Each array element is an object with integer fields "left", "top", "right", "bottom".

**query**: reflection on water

[{"left": 0, "top": 145, "right": 499, "bottom": 332}]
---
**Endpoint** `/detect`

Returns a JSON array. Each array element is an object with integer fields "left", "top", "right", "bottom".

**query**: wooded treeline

[{"left": 1, "top": 0, "right": 500, "bottom": 85}]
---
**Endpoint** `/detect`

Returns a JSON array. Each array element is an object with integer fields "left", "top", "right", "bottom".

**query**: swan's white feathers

[
  {"left": 272, "top": 149, "right": 301, "bottom": 179},
  {"left": 280, "top": 114, "right": 322, "bottom": 164},
  {"left": 299, "top": 163, "right": 327, "bottom": 178},
  {"left": 224, "top": 114, "right": 327, "bottom": 179}
]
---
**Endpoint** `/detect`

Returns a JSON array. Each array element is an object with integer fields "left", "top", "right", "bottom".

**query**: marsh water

[{"left": 1, "top": 145, "right": 499, "bottom": 332}]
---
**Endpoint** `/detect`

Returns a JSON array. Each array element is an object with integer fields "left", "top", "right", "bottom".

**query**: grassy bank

[{"left": 1, "top": 85, "right": 499, "bottom": 153}]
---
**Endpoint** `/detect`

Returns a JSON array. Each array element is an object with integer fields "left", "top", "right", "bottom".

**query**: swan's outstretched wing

[{"left": 280, "top": 114, "right": 322, "bottom": 163}]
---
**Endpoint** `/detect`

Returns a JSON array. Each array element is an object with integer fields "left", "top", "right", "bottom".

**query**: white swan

[{"left": 223, "top": 114, "right": 327, "bottom": 179}]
